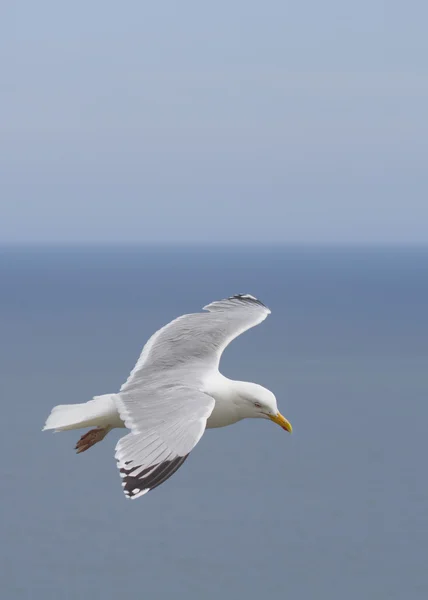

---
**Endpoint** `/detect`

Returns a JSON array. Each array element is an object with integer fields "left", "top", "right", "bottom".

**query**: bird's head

[{"left": 236, "top": 382, "right": 292, "bottom": 433}]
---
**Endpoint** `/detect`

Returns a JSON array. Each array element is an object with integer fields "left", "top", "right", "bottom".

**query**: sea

[{"left": 0, "top": 245, "right": 427, "bottom": 599}]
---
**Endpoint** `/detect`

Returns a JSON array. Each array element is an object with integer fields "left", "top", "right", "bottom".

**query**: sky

[{"left": 1, "top": 0, "right": 427, "bottom": 245}]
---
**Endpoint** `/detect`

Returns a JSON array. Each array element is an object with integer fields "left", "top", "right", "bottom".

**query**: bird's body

[{"left": 43, "top": 294, "right": 292, "bottom": 499}]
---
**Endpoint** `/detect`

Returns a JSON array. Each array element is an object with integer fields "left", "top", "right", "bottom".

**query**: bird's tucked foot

[{"left": 75, "top": 427, "right": 110, "bottom": 453}]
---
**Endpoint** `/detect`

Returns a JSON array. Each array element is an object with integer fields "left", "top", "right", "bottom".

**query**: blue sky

[{"left": 1, "top": 0, "right": 427, "bottom": 244}]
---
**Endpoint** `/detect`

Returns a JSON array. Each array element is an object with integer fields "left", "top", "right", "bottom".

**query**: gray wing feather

[
  {"left": 120, "top": 294, "right": 270, "bottom": 393},
  {"left": 115, "top": 295, "right": 270, "bottom": 498},
  {"left": 115, "top": 385, "right": 215, "bottom": 499}
]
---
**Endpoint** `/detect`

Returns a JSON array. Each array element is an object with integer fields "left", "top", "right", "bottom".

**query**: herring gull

[{"left": 43, "top": 294, "right": 292, "bottom": 499}]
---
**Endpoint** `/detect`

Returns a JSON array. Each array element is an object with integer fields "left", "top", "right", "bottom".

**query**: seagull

[{"left": 43, "top": 294, "right": 292, "bottom": 499}]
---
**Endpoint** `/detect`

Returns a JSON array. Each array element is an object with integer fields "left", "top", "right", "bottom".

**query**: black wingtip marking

[
  {"left": 120, "top": 454, "right": 189, "bottom": 498},
  {"left": 229, "top": 294, "right": 266, "bottom": 308}
]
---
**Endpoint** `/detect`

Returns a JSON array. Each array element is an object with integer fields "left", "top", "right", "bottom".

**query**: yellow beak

[{"left": 269, "top": 412, "right": 293, "bottom": 433}]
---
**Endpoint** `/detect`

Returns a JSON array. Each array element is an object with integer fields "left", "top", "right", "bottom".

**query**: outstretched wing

[
  {"left": 120, "top": 294, "right": 271, "bottom": 394},
  {"left": 115, "top": 385, "right": 215, "bottom": 499},
  {"left": 115, "top": 294, "right": 270, "bottom": 498}
]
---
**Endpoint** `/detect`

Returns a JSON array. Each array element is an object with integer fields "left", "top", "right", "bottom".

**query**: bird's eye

[{"left": 254, "top": 402, "right": 262, "bottom": 409}]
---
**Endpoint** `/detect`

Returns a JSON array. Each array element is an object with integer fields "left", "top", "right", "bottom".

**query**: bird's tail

[{"left": 43, "top": 394, "right": 120, "bottom": 432}]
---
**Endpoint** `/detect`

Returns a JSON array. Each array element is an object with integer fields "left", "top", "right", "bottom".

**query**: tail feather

[{"left": 43, "top": 394, "right": 122, "bottom": 432}]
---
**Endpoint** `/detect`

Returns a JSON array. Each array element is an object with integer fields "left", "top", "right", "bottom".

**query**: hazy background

[
  {"left": 1, "top": 0, "right": 428, "bottom": 245},
  {"left": 1, "top": 5, "right": 428, "bottom": 598}
]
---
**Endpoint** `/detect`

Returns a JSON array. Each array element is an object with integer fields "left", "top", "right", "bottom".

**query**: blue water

[{"left": 1, "top": 246, "right": 427, "bottom": 599}]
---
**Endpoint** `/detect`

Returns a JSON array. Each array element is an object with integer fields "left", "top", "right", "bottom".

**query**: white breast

[{"left": 203, "top": 372, "right": 242, "bottom": 429}]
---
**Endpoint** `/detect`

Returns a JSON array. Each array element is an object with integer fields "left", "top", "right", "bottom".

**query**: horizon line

[{"left": 1, "top": 241, "right": 428, "bottom": 249}]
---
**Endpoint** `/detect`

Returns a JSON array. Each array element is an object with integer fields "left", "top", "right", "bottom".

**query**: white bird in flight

[{"left": 43, "top": 294, "right": 292, "bottom": 499}]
